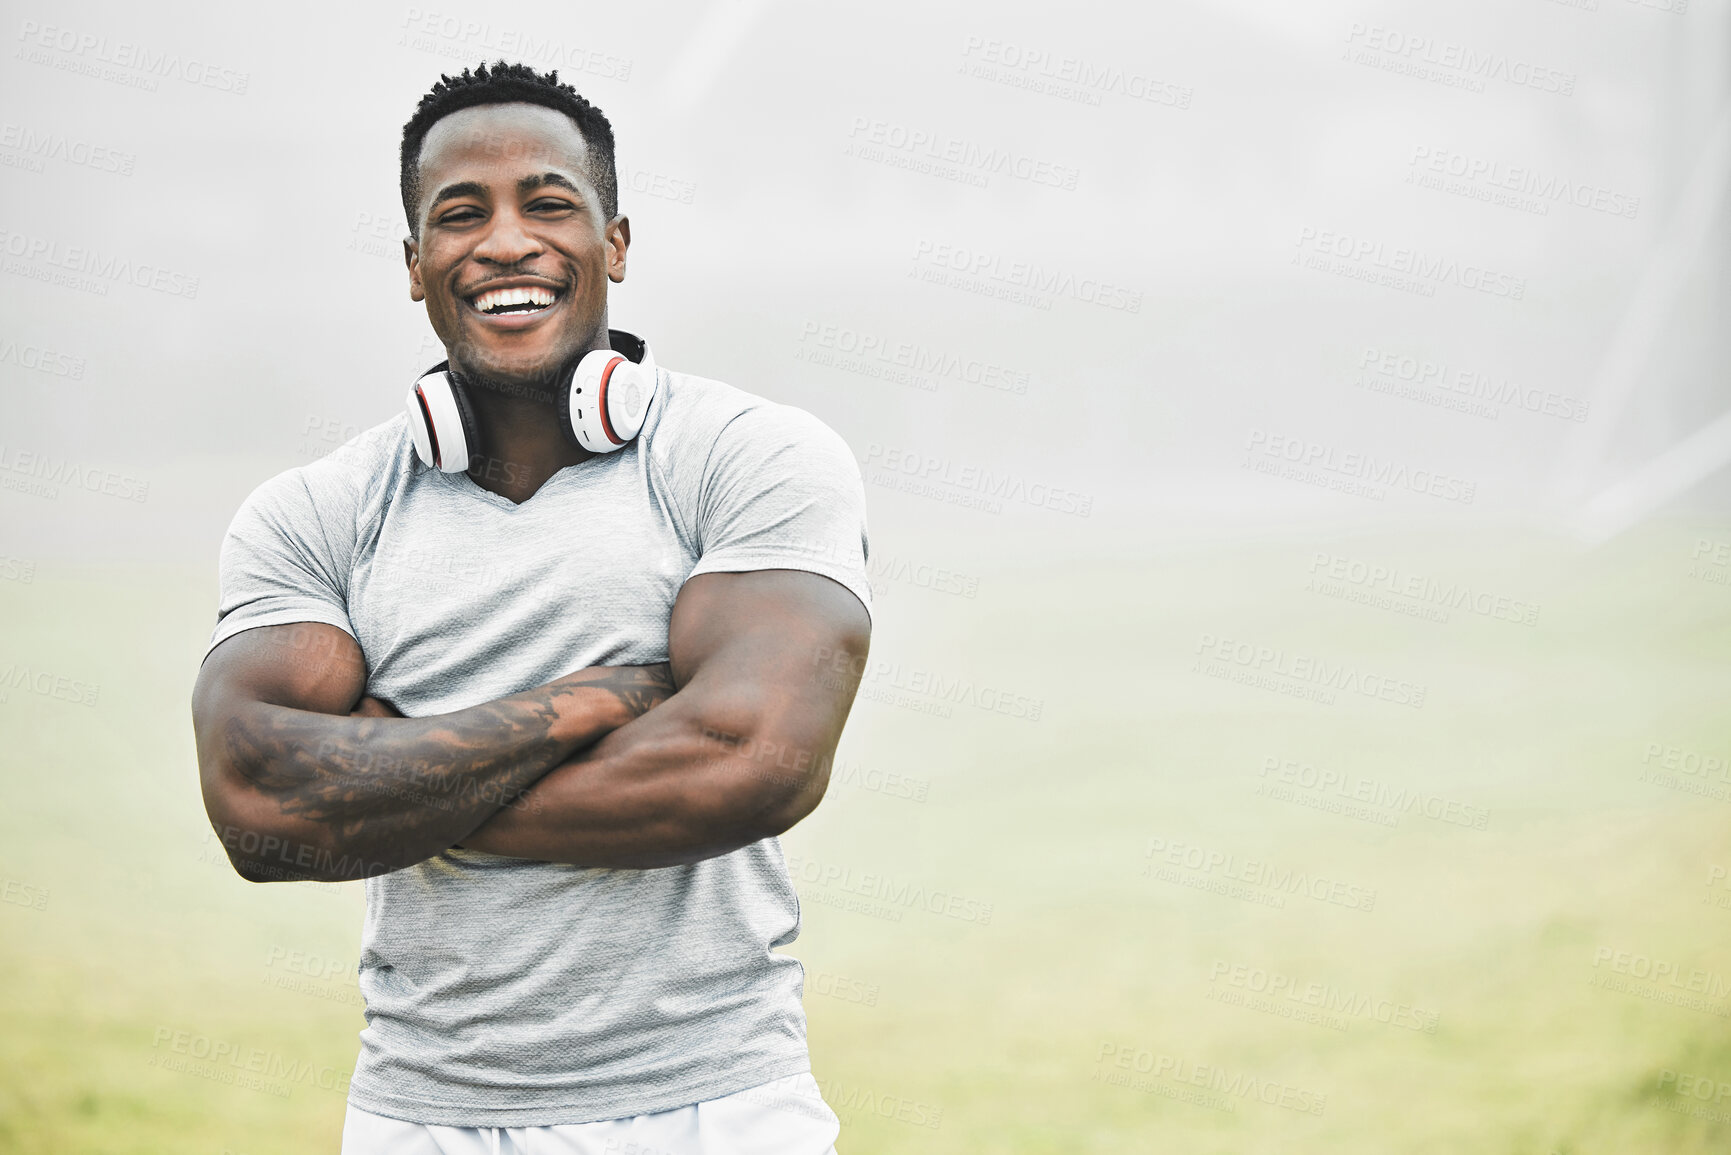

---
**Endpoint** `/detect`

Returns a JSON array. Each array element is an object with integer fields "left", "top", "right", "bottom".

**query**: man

[{"left": 190, "top": 61, "right": 872, "bottom": 1153}]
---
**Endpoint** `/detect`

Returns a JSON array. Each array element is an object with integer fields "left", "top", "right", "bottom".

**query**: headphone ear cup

[
  {"left": 604, "top": 360, "right": 654, "bottom": 444},
  {"left": 405, "top": 380, "right": 437, "bottom": 468},
  {"left": 404, "top": 369, "right": 475, "bottom": 473},
  {"left": 566, "top": 349, "right": 652, "bottom": 453}
]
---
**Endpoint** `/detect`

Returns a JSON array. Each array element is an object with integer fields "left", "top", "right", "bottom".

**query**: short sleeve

[
  {"left": 205, "top": 469, "right": 357, "bottom": 661},
  {"left": 686, "top": 403, "right": 872, "bottom": 620}
]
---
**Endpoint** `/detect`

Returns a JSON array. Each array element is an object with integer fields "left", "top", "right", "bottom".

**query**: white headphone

[{"left": 405, "top": 330, "right": 658, "bottom": 472}]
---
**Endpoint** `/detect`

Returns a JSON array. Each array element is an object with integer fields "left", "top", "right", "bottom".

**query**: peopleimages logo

[
  {"left": 0, "top": 555, "right": 37, "bottom": 584},
  {"left": 1193, "top": 631, "right": 1427, "bottom": 710},
  {"left": 0, "top": 336, "right": 85, "bottom": 379},
  {"left": 147, "top": 1027, "right": 349, "bottom": 1092},
  {"left": 0, "top": 226, "right": 199, "bottom": 299},
  {"left": 812, "top": 645, "right": 1045, "bottom": 723},
  {"left": 783, "top": 851, "right": 995, "bottom": 926},
  {"left": 1354, "top": 345, "right": 1588, "bottom": 423},
  {"left": 1342, "top": 22, "right": 1576, "bottom": 96},
  {"left": 1245, "top": 428, "right": 1477, "bottom": 505},
  {"left": 0, "top": 877, "right": 49, "bottom": 911},
  {"left": 1588, "top": 945, "right": 1731, "bottom": 1016},
  {"left": 0, "top": 661, "right": 99, "bottom": 707},
  {"left": 397, "top": 8, "right": 632, "bottom": 81},
  {"left": 1295, "top": 227, "right": 1525, "bottom": 300},
  {"left": 1306, "top": 549, "right": 1540, "bottom": 627},
  {"left": 1407, "top": 146, "right": 1639, "bottom": 220},
  {"left": 867, "top": 551, "right": 981, "bottom": 600},
  {"left": 15, "top": 20, "right": 250, "bottom": 94},
  {"left": 1257, "top": 755, "right": 1491, "bottom": 830},
  {"left": 0, "top": 444, "right": 148, "bottom": 503},
  {"left": 958, "top": 36, "right": 1194, "bottom": 110},
  {"left": 846, "top": 116, "right": 1081, "bottom": 190},
  {"left": 798, "top": 321, "right": 1031, "bottom": 395},
  {"left": 1207, "top": 959, "right": 1440, "bottom": 1033},
  {"left": 1656, "top": 1069, "right": 1731, "bottom": 1128},
  {"left": 1093, "top": 1043, "right": 1328, "bottom": 1116},
  {"left": 1638, "top": 740, "right": 1731, "bottom": 804},
  {"left": 0, "top": 122, "right": 136, "bottom": 175},
  {"left": 911, "top": 240, "right": 1142, "bottom": 313},
  {"left": 1144, "top": 835, "right": 1379, "bottom": 912},
  {"left": 861, "top": 442, "right": 1093, "bottom": 517}
]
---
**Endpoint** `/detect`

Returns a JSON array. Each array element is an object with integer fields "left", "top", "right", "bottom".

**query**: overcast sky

[{"left": 2, "top": 0, "right": 1726, "bottom": 563}]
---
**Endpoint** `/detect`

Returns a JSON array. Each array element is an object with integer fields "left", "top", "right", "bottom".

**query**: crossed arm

[{"left": 191, "top": 569, "right": 870, "bottom": 882}]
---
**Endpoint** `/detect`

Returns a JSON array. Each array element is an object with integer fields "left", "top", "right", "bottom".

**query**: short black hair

[{"left": 399, "top": 60, "right": 618, "bottom": 236}]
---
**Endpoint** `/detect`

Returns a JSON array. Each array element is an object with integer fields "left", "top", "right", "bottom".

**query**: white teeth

[{"left": 473, "top": 285, "right": 557, "bottom": 313}]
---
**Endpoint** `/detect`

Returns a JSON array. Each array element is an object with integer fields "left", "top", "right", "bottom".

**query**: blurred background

[{"left": 3, "top": 0, "right": 1730, "bottom": 1151}]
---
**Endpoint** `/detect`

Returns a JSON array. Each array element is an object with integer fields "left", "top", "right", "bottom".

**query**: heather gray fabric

[{"left": 205, "top": 342, "right": 872, "bottom": 1127}]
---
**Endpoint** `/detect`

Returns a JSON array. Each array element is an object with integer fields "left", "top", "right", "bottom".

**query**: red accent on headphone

[
  {"left": 596, "top": 356, "right": 625, "bottom": 446},
  {"left": 413, "top": 383, "right": 443, "bottom": 469}
]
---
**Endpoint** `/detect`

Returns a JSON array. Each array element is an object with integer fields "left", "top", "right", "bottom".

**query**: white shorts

[{"left": 340, "top": 1072, "right": 841, "bottom": 1154}]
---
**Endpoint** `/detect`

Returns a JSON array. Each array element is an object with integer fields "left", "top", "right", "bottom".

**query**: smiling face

[{"left": 404, "top": 102, "right": 627, "bottom": 390}]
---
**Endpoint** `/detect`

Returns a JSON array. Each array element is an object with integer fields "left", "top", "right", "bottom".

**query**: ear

[
  {"left": 606, "top": 215, "right": 630, "bottom": 284},
  {"left": 405, "top": 235, "right": 424, "bottom": 302}
]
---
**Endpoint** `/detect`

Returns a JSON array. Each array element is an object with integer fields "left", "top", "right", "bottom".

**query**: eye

[
  {"left": 437, "top": 207, "right": 483, "bottom": 225},
  {"left": 529, "top": 198, "right": 577, "bottom": 214}
]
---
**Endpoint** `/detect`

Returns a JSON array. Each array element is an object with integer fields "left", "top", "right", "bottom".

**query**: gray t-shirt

[{"left": 205, "top": 343, "right": 872, "bottom": 1127}]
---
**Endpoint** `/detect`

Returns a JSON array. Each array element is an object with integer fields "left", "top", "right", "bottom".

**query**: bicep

[
  {"left": 192, "top": 623, "right": 368, "bottom": 762},
  {"left": 667, "top": 570, "right": 871, "bottom": 773},
  {"left": 671, "top": 568, "right": 869, "bottom": 685}
]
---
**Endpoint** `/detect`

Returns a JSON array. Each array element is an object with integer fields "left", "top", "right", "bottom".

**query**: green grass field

[{"left": 3, "top": 521, "right": 1730, "bottom": 1153}]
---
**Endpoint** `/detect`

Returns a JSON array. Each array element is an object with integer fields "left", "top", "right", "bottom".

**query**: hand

[
  {"left": 611, "top": 663, "right": 676, "bottom": 722},
  {"left": 350, "top": 695, "right": 403, "bottom": 718},
  {"left": 455, "top": 664, "right": 675, "bottom": 857},
  {"left": 554, "top": 662, "right": 678, "bottom": 737}
]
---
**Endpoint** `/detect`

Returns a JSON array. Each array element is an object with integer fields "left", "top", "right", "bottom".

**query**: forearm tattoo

[
  {"left": 584, "top": 663, "right": 677, "bottom": 720},
  {"left": 220, "top": 674, "right": 650, "bottom": 874}
]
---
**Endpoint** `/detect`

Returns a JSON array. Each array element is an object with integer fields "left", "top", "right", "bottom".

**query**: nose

[{"left": 471, "top": 205, "right": 543, "bottom": 267}]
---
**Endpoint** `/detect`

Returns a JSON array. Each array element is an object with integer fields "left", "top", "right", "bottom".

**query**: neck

[
  {"left": 455, "top": 330, "right": 614, "bottom": 505},
  {"left": 463, "top": 386, "right": 589, "bottom": 505}
]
